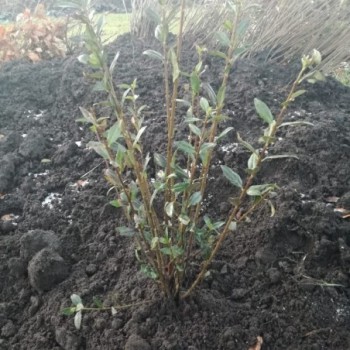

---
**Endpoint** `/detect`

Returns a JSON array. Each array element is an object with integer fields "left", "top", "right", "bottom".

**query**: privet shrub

[{"left": 59, "top": 0, "right": 324, "bottom": 326}]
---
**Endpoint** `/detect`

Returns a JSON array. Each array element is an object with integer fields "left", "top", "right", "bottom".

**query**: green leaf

[
  {"left": 62, "top": 307, "right": 76, "bottom": 316},
  {"left": 199, "top": 142, "right": 216, "bottom": 165},
  {"left": 78, "top": 54, "right": 89, "bottom": 64},
  {"left": 190, "top": 72, "right": 201, "bottom": 94},
  {"left": 170, "top": 245, "right": 184, "bottom": 258},
  {"left": 170, "top": 49, "right": 180, "bottom": 82},
  {"left": 71, "top": 294, "right": 82, "bottom": 306},
  {"left": 189, "top": 123, "right": 201, "bottom": 137},
  {"left": 133, "top": 126, "right": 147, "bottom": 147},
  {"left": 208, "top": 50, "right": 227, "bottom": 59},
  {"left": 175, "top": 141, "right": 195, "bottom": 158},
  {"left": 176, "top": 99, "right": 191, "bottom": 107},
  {"left": 278, "top": 121, "right": 314, "bottom": 128},
  {"left": 200, "top": 97, "right": 210, "bottom": 112},
  {"left": 92, "top": 81, "right": 106, "bottom": 92},
  {"left": 109, "top": 51, "right": 120, "bottom": 74},
  {"left": 262, "top": 154, "right": 299, "bottom": 162},
  {"left": 160, "top": 247, "right": 172, "bottom": 255},
  {"left": 154, "top": 153, "right": 166, "bottom": 168},
  {"left": 216, "top": 86, "right": 226, "bottom": 107},
  {"left": 79, "top": 107, "right": 95, "bottom": 124},
  {"left": 93, "top": 297, "right": 103, "bottom": 308},
  {"left": 290, "top": 90, "right": 306, "bottom": 101},
  {"left": 173, "top": 182, "right": 190, "bottom": 193},
  {"left": 143, "top": 50, "right": 164, "bottom": 62},
  {"left": 267, "top": 200, "right": 276, "bottom": 217},
  {"left": 140, "top": 265, "right": 158, "bottom": 279},
  {"left": 107, "top": 121, "right": 122, "bottom": 146},
  {"left": 165, "top": 202, "right": 174, "bottom": 217},
  {"left": 74, "top": 311, "right": 82, "bottom": 330},
  {"left": 248, "top": 152, "right": 259, "bottom": 170},
  {"left": 189, "top": 191, "right": 202, "bottom": 206},
  {"left": 202, "top": 82, "right": 216, "bottom": 105},
  {"left": 179, "top": 214, "right": 190, "bottom": 225},
  {"left": 110, "top": 200, "right": 122, "bottom": 208},
  {"left": 221, "top": 165, "right": 243, "bottom": 189},
  {"left": 217, "top": 127, "right": 234, "bottom": 142},
  {"left": 237, "top": 18, "right": 249, "bottom": 38},
  {"left": 247, "top": 184, "right": 276, "bottom": 196},
  {"left": 87, "top": 141, "right": 109, "bottom": 160},
  {"left": 254, "top": 98, "right": 274, "bottom": 125},
  {"left": 215, "top": 31, "right": 230, "bottom": 47},
  {"left": 237, "top": 133, "right": 257, "bottom": 154},
  {"left": 117, "top": 226, "right": 135, "bottom": 237},
  {"left": 151, "top": 237, "right": 159, "bottom": 250}
]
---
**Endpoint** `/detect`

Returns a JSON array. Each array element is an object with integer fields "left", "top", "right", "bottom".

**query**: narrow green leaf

[
  {"left": 151, "top": 237, "right": 159, "bottom": 250},
  {"left": 189, "top": 123, "right": 201, "bottom": 137},
  {"left": 237, "top": 133, "right": 257, "bottom": 154},
  {"left": 262, "top": 154, "right": 299, "bottom": 162},
  {"left": 93, "top": 297, "right": 103, "bottom": 308},
  {"left": 179, "top": 214, "right": 190, "bottom": 225},
  {"left": 176, "top": 99, "right": 191, "bottom": 107},
  {"left": 216, "top": 31, "right": 230, "bottom": 47},
  {"left": 117, "top": 226, "right": 135, "bottom": 237},
  {"left": 62, "top": 307, "right": 76, "bottom": 316},
  {"left": 173, "top": 182, "right": 190, "bottom": 193},
  {"left": 248, "top": 153, "right": 259, "bottom": 170},
  {"left": 154, "top": 153, "right": 166, "bottom": 168},
  {"left": 208, "top": 50, "right": 227, "bottom": 59},
  {"left": 160, "top": 247, "right": 172, "bottom": 255},
  {"left": 109, "top": 51, "right": 120, "bottom": 74},
  {"left": 87, "top": 141, "right": 109, "bottom": 160},
  {"left": 217, "top": 127, "right": 234, "bottom": 142},
  {"left": 216, "top": 86, "right": 226, "bottom": 107},
  {"left": 71, "top": 294, "right": 82, "bottom": 306},
  {"left": 165, "top": 202, "right": 174, "bottom": 218},
  {"left": 170, "top": 49, "right": 180, "bottom": 82},
  {"left": 200, "top": 97, "right": 210, "bottom": 112},
  {"left": 77, "top": 54, "right": 89, "bottom": 64},
  {"left": 143, "top": 49, "right": 164, "bottom": 61},
  {"left": 92, "top": 81, "right": 106, "bottom": 92},
  {"left": 221, "top": 165, "right": 243, "bottom": 189},
  {"left": 290, "top": 90, "right": 306, "bottom": 101},
  {"left": 140, "top": 265, "right": 158, "bottom": 279},
  {"left": 74, "top": 311, "right": 82, "bottom": 330},
  {"left": 202, "top": 82, "right": 216, "bottom": 105},
  {"left": 133, "top": 126, "right": 147, "bottom": 147},
  {"left": 107, "top": 121, "right": 122, "bottom": 146},
  {"left": 189, "top": 191, "right": 202, "bottom": 206},
  {"left": 190, "top": 72, "right": 200, "bottom": 94},
  {"left": 278, "top": 121, "right": 314, "bottom": 128},
  {"left": 247, "top": 184, "right": 276, "bottom": 196},
  {"left": 110, "top": 200, "right": 122, "bottom": 208},
  {"left": 175, "top": 141, "right": 195, "bottom": 158},
  {"left": 254, "top": 98, "right": 274, "bottom": 124},
  {"left": 79, "top": 107, "right": 95, "bottom": 124}
]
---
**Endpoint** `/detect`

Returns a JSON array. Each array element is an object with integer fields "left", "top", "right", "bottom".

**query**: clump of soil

[{"left": 0, "top": 34, "right": 349, "bottom": 350}]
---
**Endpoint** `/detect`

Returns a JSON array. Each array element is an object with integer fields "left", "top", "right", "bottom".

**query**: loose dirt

[{"left": 0, "top": 34, "right": 349, "bottom": 350}]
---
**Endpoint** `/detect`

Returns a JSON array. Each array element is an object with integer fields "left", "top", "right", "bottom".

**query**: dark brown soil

[{"left": 0, "top": 34, "right": 350, "bottom": 350}]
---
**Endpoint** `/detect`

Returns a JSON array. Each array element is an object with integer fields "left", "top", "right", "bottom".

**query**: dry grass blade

[{"left": 247, "top": 0, "right": 350, "bottom": 73}]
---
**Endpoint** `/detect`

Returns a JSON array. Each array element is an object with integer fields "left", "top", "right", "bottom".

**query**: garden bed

[{"left": 0, "top": 34, "right": 350, "bottom": 349}]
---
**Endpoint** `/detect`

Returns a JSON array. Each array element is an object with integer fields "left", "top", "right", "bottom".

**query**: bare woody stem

[
  {"left": 165, "top": 0, "right": 186, "bottom": 204},
  {"left": 182, "top": 65, "right": 307, "bottom": 299}
]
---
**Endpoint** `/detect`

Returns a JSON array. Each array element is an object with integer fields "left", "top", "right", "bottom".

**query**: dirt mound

[{"left": 0, "top": 34, "right": 349, "bottom": 349}]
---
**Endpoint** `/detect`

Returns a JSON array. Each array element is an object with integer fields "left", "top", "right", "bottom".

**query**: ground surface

[{"left": 0, "top": 34, "right": 350, "bottom": 350}]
